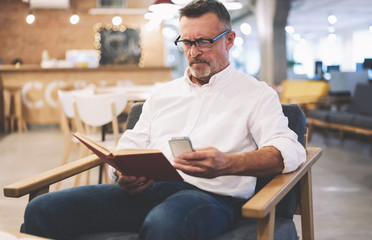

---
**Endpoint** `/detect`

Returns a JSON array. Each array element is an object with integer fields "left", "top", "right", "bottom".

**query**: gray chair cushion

[
  {"left": 213, "top": 217, "right": 297, "bottom": 240},
  {"left": 328, "top": 112, "right": 355, "bottom": 125},
  {"left": 353, "top": 115, "right": 372, "bottom": 129},
  {"left": 307, "top": 109, "right": 330, "bottom": 121},
  {"left": 75, "top": 218, "right": 297, "bottom": 240}
]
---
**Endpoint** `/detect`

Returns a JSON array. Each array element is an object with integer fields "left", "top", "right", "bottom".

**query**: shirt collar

[{"left": 183, "top": 62, "right": 235, "bottom": 88}]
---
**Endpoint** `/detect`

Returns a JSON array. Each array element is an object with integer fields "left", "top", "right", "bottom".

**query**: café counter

[{"left": 0, "top": 65, "right": 172, "bottom": 130}]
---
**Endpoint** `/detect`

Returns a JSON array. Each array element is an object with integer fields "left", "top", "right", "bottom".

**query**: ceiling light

[
  {"left": 293, "top": 33, "right": 301, "bottom": 41},
  {"left": 328, "top": 14, "right": 337, "bottom": 25},
  {"left": 234, "top": 36, "right": 244, "bottom": 47},
  {"left": 369, "top": 25, "right": 372, "bottom": 32},
  {"left": 112, "top": 16, "right": 122, "bottom": 26},
  {"left": 171, "top": 0, "right": 191, "bottom": 4},
  {"left": 285, "top": 26, "right": 294, "bottom": 34},
  {"left": 240, "top": 23, "right": 252, "bottom": 35},
  {"left": 70, "top": 14, "right": 80, "bottom": 25},
  {"left": 148, "top": 0, "right": 180, "bottom": 20},
  {"left": 26, "top": 13, "right": 35, "bottom": 24},
  {"left": 328, "top": 33, "right": 337, "bottom": 42}
]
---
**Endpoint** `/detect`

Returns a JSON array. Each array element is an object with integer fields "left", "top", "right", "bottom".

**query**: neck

[{"left": 191, "top": 75, "right": 210, "bottom": 86}]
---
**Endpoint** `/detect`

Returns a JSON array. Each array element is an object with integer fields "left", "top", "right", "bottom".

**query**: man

[{"left": 24, "top": 0, "right": 306, "bottom": 239}]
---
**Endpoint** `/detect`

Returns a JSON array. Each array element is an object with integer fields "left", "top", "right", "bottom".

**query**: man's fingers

[{"left": 127, "top": 179, "right": 154, "bottom": 195}]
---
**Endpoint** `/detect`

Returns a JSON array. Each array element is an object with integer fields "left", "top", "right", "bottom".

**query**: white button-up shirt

[{"left": 115, "top": 63, "right": 306, "bottom": 199}]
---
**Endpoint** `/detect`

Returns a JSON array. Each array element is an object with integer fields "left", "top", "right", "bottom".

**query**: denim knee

[
  {"left": 140, "top": 200, "right": 186, "bottom": 240},
  {"left": 139, "top": 190, "right": 235, "bottom": 240},
  {"left": 24, "top": 195, "right": 56, "bottom": 239}
]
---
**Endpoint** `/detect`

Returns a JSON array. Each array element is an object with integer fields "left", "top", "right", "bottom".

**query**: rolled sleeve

[{"left": 263, "top": 138, "right": 306, "bottom": 173}]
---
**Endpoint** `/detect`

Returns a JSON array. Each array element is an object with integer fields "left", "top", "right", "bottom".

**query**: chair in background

[
  {"left": 56, "top": 87, "right": 94, "bottom": 190},
  {"left": 4, "top": 103, "right": 322, "bottom": 240},
  {"left": 3, "top": 84, "right": 27, "bottom": 133},
  {"left": 73, "top": 92, "right": 127, "bottom": 184}
]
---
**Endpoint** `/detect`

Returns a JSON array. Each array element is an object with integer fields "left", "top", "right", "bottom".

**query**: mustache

[{"left": 189, "top": 57, "right": 208, "bottom": 65}]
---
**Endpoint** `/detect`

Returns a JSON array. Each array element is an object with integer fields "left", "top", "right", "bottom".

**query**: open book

[{"left": 73, "top": 132, "right": 183, "bottom": 181}]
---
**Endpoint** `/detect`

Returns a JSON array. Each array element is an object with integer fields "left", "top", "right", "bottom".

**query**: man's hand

[
  {"left": 173, "top": 146, "right": 284, "bottom": 178},
  {"left": 173, "top": 147, "right": 232, "bottom": 178},
  {"left": 117, "top": 171, "right": 154, "bottom": 195}
]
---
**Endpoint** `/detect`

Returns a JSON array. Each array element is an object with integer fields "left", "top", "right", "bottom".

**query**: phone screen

[{"left": 169, "top": 137, "right": 194, "bottom": 157}]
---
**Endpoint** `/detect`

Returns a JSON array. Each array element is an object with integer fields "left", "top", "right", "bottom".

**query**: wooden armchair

[{"left": 3, "top": 103, "right": 322, "bottom": 240}]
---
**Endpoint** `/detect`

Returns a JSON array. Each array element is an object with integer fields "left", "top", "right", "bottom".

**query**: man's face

[{"left": 179, "top": 13, "right": 235, "bottom": 84}]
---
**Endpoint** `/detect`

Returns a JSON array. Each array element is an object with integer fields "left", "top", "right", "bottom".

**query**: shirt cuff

[{"left": 108, "top": 165, "right": 119, "bottom": 182}]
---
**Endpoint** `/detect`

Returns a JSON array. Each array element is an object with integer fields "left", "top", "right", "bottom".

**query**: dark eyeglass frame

[{"left": 174, "top": 29, "right": 231, "bottom": 52}]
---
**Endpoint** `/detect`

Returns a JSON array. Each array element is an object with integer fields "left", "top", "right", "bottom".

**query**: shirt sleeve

[
  {"left": 108, "top": 166, "right": 118, "bottom": 182},
  {"left": 250, "top": 85, "right": 306, "bottom": 173},
  {"left": 116, "top": 96, "right": 153, "bottom": 151}
]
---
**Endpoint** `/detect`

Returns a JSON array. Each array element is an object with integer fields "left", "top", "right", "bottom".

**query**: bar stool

[{"left": 3, "top": 85, "right": 27, "bottom": 133}]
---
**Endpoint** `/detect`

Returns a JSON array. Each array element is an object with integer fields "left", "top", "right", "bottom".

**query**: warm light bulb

[
  {"left": 70, "top": 14, "right": 80, "bottom": 25},
  {"left": 26, "top": 14, "right": 35, "bottom": 24},
  {"left": 112, "top": 16, "right": 122, "bottom": 26}
]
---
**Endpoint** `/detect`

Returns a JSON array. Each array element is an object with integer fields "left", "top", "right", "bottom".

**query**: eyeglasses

[{"left": 174, "top": 30, "right": 231, "bottom": 52}]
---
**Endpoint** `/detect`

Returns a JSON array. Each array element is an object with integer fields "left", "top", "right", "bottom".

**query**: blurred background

[{"left": 1, "top": 0, "right": 372, "bottom": 239}]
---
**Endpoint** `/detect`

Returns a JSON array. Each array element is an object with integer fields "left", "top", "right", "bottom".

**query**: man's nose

[{"left": 189, "top": 44, "right": 201, "bottom": 57}]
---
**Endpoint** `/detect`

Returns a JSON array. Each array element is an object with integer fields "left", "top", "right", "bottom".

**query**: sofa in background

[{"left": 307, "top": 83, "right": 372, "bottom": 140}]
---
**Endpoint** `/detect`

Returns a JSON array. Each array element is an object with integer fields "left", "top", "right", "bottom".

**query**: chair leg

[
  {"left": 85, "top": 169, "right": 90, "bottom": 185},
  {"left": 300, "top": 170, "right": 314, "bottom": 240},
  {"left": 256, "top": 208, "right": 275, "bottom": 240},
  {"left": 307, "top": 121, "right": 314, "bottom": 142},
  {"left": 55, "top": 139, "right": 73, "bottom": 190},
  {"left": 74, "top": 144, "right": 90, "bottom": 187}
]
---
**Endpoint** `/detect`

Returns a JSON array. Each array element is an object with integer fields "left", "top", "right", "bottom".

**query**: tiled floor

[{"left": 1, "top": 128, "right": 372, "bottom": 239}]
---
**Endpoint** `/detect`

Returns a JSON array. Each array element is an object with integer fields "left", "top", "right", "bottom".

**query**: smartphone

[{"left": 169, "top": 137, "right": 194, "bottom": 157}]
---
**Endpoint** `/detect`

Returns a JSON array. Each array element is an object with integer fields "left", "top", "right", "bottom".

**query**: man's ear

[{"left": 226, "top": 31, "right": 236, "bottom": 50}]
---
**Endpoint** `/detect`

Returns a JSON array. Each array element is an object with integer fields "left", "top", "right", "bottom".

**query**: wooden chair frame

[{"left": 4, "top": 147, "right": 322, "bottom": 240}]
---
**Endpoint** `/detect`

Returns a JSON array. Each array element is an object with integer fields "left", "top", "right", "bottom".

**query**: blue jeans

[{"left": 24, "top": 181, "right": 244, "bottom": 240}]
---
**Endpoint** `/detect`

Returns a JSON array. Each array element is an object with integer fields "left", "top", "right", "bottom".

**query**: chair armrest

[
  {"left": 242, "top": 147, "right": 322, "bottom": 218},
  {"left": 3, "top": 155, "right": 103, "bottom": 199}
]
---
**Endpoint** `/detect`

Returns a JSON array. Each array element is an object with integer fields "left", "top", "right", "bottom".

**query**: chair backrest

[
  {"left": 124, "top": 103, "right": 306, "bottom": 220},
  {"left": 348, "top": 83, "right": 372, "bottom": 116},
  {"left": 74, "top": 92, "right": 127, "bottom": 127},
  {"left": 58, "top": 88, "right": 95, "bottom": 137},
  {"left": 58, "top": 88, "right": 94, "bottom": 119},
  {"left": 125, "top": 103, "right": 144, "bottom": 130},
  {"left": 74, "top": 92, "right": 127, "bottom": 146}
]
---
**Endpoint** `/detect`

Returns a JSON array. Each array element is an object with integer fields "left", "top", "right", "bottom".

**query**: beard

[{"left": 188, "top": 58, "right": 212, "bottom": 80}]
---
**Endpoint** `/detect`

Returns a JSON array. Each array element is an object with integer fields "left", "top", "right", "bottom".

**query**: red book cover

[{"left": 73, "top": 132, "right": 183, "bottom": 182}]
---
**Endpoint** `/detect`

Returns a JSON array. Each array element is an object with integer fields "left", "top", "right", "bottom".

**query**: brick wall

[{"left": 0, "top": 0, "right": 165, "bottom": 66}]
